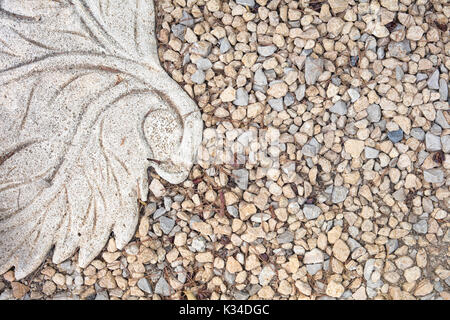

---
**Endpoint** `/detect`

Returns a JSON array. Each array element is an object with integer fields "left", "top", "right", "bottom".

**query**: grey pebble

[
  {"left": 331, "top": 186, "right": 348, "bottom": 203},
  {"left": 137, "top": 278, "right": 153, "bottom": 294},
  {"left": 364, "top": 147, "right": 379, "bottom": 159},
  {"left": 195, "top": 58, "right": 212, "bottom": 71},
  {"left": 387, "top": 129, "right": 403, "bottom": 143},
  {"left": 439, "top": 78, "right": 448, "bottom": 101},
  {"left": 329, "top": 100, "right": 347, "bottom": 115},
  {"left": 295, "top": 84, "right": 306, "bottom": 101},
  {"left": 423, "top": 168, "right": 444, "bottom": 184},
  {"left": 303, "top": 204, "right": 322, "bottom": 220},
  {"left": 257, "top": 45, "right": 277, "bottom": 57},
  {"left": 236, "top": 0, "right": 255, "bottom": 7},
  {"left": 410, "top": 128, "right": 425, "bottom": 140},
  {"left": 233, "top": 87, "right": 249, "bottom": 106},
  {"left": 159, "top": 216, "right": 175, "bottom": 234},
  {"left": 425, "top": 132, "right": 442, "bottom": 151},
  {"left": 232, "top": 168, "right": 249, "bottom": 190},
  {"left": 367, "top": 104, "right": 381, "bottom": 123},
  {"left": 191, "top": 69, "right": 205, "bottom": 84},
  {"left": 268, "top": 98, "right": 284, "bottom": 111},
  {"left": 413, "top": 220, "right": 428, "bottom": 234},
  {"left": 427, "top": 69, "right": 440, "bottom": 90},
  {"left": 154, "top": 277, "right": 171, "bottom": 297},
  {"left": 219, "top": 37, "right": 231, "bottom": 53},
  {"left": 277, "top": 231, "right": 294, "bottom": 244}
]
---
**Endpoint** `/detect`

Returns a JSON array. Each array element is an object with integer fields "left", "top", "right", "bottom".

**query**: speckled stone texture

[{"left": 0, "top": 0, "right": 202, "bottom": 279}]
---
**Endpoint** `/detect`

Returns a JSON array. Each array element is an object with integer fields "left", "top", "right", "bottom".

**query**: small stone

[
  {"left": 268, "top": 98, "right": 284, "bottom": 112},
  {"left": 344, "top": 139, "right": 365, "bottom": 158},
  {"left": 236, "top": 0, "right": 255, "bottom": 7},
  {"left": 413, "top": 220, "right": 428, "bottom": 234},
  {"left": 137, "top": 278, "right": 153, "bottom": 294},
  {"left": 423, "top": 169, "right": 444, "bottom": 184},
  {"left": 388, "top": 40, "right": 411, "bottom": 58},
  {"left": 195, "top": 58, "right": 212, "bottom": 71},
  {"left": 364, "top": 147, "right": 379, "bottom": 159},
  {"left": 326, "top": 281, "right": 345, "bottom": 298},
  {"left": 329, "top": 100, "right": 347, "bottom": 115},
  {"left": 406, "top": 26, "right": 424, "bottom": 41},
  {"left": 304, "top": 57, "right": 323, "bottom": 85},
  {"left": 159, "top": 216, "right": 175, "bottom": 234},
  {"left": 233, "top": 88, "right": 249, "bottom": 106},
  {"left": 191, "top": 70, "right": 205, "bottom": 84},
  {"left": 427, "top": 69, "right": 440, "bottom": 90},
  {"left": 410, "top": 128, "right": 425, "bottom": 140},
  {"left": 277, "top": 231, "right": 294, "bottom": 244},
  {"left": 219, "top": 37, "right": 231, "bottom": 53},
  {"left": 232, "top": 169, "right": 249, "bottom": 190},
  {"left": 332, "top": 239, "right": 350, "bottom": 262},
  {"left": 259, "top": 266, "right": 275, "bottom": 286},
  {"left": 191, "top": 41, "right": 212, "bottom": 57},
  {"left": 239, "top": 202, "right": 257, "bottom": 221},
  {"left": 149, "top": 179, "right": 165, "bottom": 197},
  {"left": 425, "top": 132, "right": 442, "bottom": 151},
  {"left": 442, "top": 136, "right": 450, "bottom": 153},
  {"left": 257, "top": 45, "right": 277, "bottom": 57},
  {"left": 367, "top": 104, "right": 381, "bottom": 123},
  {"left": 439, "top": 79, "right": 448, "bottom": 101},
  {"left": 404, "top": 267, "right": 421, "bottom": 283},
  {"left": 332, "top": 186, "right": 348, "bottom": 203},
  {"left": 11, "top": 282, "right": 29, "bottom": 299},
  {"left": 267, "top": 81, "right": 288, "bottom": 98},
  {"left": 387, "top": 130, "right": 403, "bottom": 143},
  {"left": 295, "top": 84, "right": 306, "bottom": 101},
  {"left": 254, "top": 68, "right": 268, "bottom": 87},
  {"left": 226, "top": 257, "right": 243, "bottom": 274},
  {"left": 304, "top": 248, "right": 324, "bottom": 264},
  {"left": 414, "top": 280, "right": 433, "bottom": 297},
  {"left": 303, "top": 204, "right": 322, "bottom": 220},
  {"left": 328, "top": 0, "right": 348, "bottom": 13},
  {"left": 220, "top": 87, "right": 236, "bottom": 102},
  {"left": 155, "top": 277, "right": 171, "bottom": 297}
]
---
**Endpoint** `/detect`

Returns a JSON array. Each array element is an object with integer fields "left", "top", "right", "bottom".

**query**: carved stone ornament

[{"left": 0, "top": 0, "right": 203, "bottom": 279}]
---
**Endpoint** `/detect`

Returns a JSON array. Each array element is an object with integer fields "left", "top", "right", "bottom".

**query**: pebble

[
  {"left": 233, "top": 88, "right": 249, "bottom": 106},
  {"left": 304, "top": 57, "right": 323, "bottom": 85},
  {"left": 154, "top": 277, "right": 171, "bottom": 297},
  {"left": 427, "top": 69, "right": 440, "bottom": 90},
  {"left": 191, "top": 70, "right": 205, "bottom": 84},
  {"left": 159, "top": 217, "right": 175, "bottom": 234},
  {"left": 195, "top": 58, "right": 212, "bottom": 71},
  {"left": 232, "top": 169, "right": 249, "bottom": 190},
  {"left": 304, "top": 248, "right": 324, "bottom": 264},
  {"left": 425, "top": 132, "right": 442, "bottom": 151},
  {"left": 329, "top": 100, "right": 347, "bottom": 115},
  {"left": 219, "top": 37, "right": 231, "bottom": 53},
  {"left": 439, "top": 79, "right": 448, "bottom": 101},
  {"left": 236, "top": 0, "right": 255, "bottom": 7},
  {"left": 387, "top": 130, "right": 404, "bottom": 143},
  {"left": 137, "top": 278, "right": 153, "bottom": 294},
  {"left": 277, "top": 231, "right": 294, "bottom": 244},
  {"left": 257, "top": 45, "right": 277, "bottom": 57},
  {"left": 423, "top": 169, "right": 444, "bottom": 184},
  {"left": 367, "top": 104, "right": 381, "bottom": 123},
  {"left": 364, "top": 147, "right": 379, "bottom": 159},
  {"left": 303, "top": 204, "right": 322, "bottom": 220},
  {"left": 331, "top": 186, "right": 348, "bottom": 204},
  {"left": 295, "top": 84, "right": 306, "bottom": 101}
]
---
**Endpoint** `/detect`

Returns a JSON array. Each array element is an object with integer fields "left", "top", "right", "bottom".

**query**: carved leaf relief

[{"left": 0, "top": 0, "right": 203, "bottom": 279}]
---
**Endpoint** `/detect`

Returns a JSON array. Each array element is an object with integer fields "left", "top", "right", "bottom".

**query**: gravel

[{"left": 3, "top": 0, "right": 448, "bottom": 302}]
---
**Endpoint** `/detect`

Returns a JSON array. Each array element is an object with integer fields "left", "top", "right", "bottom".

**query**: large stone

[{"left": 0, "top": 0, "right": 203, "bottom": 280}]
